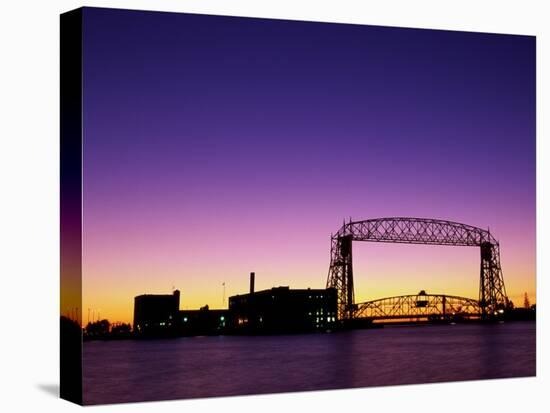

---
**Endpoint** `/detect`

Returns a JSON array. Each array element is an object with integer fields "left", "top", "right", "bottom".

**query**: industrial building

[
  {"left": 132, "top": 273, "right": 337, "bottom": 337},
  {"left": 133, "top": 290, "right": 230, "bottom": 336},
  {"left": 133, "top": 289, "right": 180, "bottom": 336},
  {"left": 179, "top": 306, "right": 230, "bottom": 336},
  {"left": 228, "top": 272, "right": 338, "bottom": 333}
]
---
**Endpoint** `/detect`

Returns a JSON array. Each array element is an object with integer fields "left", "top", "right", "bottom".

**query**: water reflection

[{"left": 83, "top": 322, "right": 535, "bottom": 405}]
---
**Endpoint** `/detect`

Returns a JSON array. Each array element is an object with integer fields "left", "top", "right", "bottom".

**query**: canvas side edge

[{"left": 60, "top": 7, "right": 83, "bottom": 406}]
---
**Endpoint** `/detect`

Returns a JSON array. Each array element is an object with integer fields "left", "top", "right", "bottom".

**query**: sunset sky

[{"left": 81, "top": 8, "right": 535, "bottom": 325}]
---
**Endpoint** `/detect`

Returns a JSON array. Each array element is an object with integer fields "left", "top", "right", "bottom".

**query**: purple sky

[{"left": 81, "top": 8, "right": 535, "bottom": 323}]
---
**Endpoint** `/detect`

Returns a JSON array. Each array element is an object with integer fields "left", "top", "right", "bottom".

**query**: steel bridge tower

[{"left": 326, "top": 217, "right": 508, "bottom": 320}]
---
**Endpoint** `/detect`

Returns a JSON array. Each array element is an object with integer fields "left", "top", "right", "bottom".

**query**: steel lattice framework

[
  {"left": 354, "top": 292, "right": 481, "bottom": 320},
  {"left": 326, "top": 217, "right": 508, "bottom": 320}
]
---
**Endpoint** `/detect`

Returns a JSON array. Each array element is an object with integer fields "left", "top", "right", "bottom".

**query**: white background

[{"left": 0, "top": 0, "right": 547, "bottom": 411}]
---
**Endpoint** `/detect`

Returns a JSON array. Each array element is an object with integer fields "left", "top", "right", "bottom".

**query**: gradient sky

[{"left": 81, "top": 7, "right": 535, "bottom": 324}]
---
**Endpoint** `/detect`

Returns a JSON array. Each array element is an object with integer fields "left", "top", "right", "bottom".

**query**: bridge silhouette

[
  {"left": 354, "top": 291, "right": 481, "bottom": 321},
  {"left": 326, "top": 217, "right": 508, "bottom": 321}
]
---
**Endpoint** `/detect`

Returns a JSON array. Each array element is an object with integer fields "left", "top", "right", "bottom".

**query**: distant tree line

[{"left": 84, "top": 319, "right": 132, "bottom": 340}]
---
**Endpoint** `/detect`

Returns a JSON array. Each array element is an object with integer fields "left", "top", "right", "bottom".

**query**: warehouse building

[
  {"left": 179, "top": 305, "right": 230, "bottom": 336},
  {"left": 133, "top": 289, "right": 180, "bottom": 336},
  {"left": 229, "top": 273, "right": 337, "bottom": 333},
  {"left": 133, "top": 273, "right": 338, "bottom": 336}
]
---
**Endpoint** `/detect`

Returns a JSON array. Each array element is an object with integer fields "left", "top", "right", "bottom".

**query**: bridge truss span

[
  {"left": 326, "top": 217, "right": 508, "bottom": 320},
  {"left": 354, "top": 292, "right": 481, "bottom": 321},
  {"left": 334, "top": 217, "right": 497, "bottom": 246}
]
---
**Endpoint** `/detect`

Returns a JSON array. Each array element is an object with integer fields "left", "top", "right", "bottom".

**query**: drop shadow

[{"left": 37, "top": 383, "right": 59, "bottom": 398}]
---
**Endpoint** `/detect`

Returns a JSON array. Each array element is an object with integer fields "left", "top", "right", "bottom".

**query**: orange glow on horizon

[{"left": 82, "top": 252, "right": 536, "bottom": 325}]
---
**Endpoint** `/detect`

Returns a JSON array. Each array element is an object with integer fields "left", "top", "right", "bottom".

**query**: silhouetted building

[
  {"left": 132, "top": 274, "right": 338, "bottom": 337},
  {"left": 134, "top": 290, "right": 180, "bottom": 336},
  {"left": 179, "top": 305, "right": 230, "bottom": 335},
  {"left": 229, "top": 284, "right": 338, "bottom": 334}
]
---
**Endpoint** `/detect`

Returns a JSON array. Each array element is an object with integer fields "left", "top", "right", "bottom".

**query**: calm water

[{"left": 83, "top": 321, "right": 536, "bottom": 405}]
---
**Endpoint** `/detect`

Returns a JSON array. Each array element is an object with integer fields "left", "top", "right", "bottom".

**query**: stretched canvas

[{"left": 60, "top": 7, "right": 536, "bottom": 405}]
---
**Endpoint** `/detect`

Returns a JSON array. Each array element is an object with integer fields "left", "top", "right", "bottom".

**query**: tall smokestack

[
  {"left": 173, "top": 289, "right": 180, "bottom": 311},
  {"left": 249, "top": 272, "right": 255, "bottom": 294}
]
